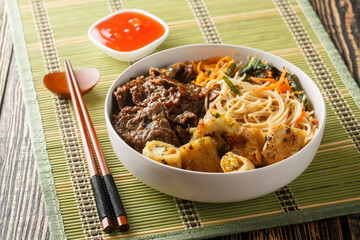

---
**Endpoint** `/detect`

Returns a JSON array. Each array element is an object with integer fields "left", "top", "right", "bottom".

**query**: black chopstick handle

[
  {"left": 103, "top": 174, "right": 129, "bottom": 231},
  {"left": 91, "top": 174, "right": 114, "bottom": 228}
]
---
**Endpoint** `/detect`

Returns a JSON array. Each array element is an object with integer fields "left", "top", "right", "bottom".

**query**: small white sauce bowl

[
  {"left": 88, "top": 9, "right": 169, "bottom": 62},
  {"left": 105, "top": 44, "right": 326, "bottom": 203}
]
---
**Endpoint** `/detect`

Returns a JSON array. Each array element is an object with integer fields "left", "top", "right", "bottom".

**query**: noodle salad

[{"left": 191, "top": 55, "right": 318, "bottom": 144}]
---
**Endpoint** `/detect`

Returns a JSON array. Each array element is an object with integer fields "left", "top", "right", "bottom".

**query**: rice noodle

[{"left": 204, "top": 70, "right": 318, "bottom": 143}]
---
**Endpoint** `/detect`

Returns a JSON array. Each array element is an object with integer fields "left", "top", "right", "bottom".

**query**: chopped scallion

[{"left": 222, "top": 76, "right": 241, "bottom": 95}]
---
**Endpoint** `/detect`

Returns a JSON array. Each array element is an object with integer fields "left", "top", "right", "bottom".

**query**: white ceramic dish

[
  {"left": 105, "top": 44, "right": 326, "bottom": 203},
  {"left": 88, "top": 9, "right": 169, "bottom": 62}
]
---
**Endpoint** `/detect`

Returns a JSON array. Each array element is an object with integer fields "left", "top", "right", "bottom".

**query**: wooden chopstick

[{"left": 64, "top": 60, "right": 129, "bottom": 232}]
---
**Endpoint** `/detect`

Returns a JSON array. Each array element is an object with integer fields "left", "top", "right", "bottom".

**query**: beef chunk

[
  {"left": 112, "top": 102, "right": 180, "bottom": 152},
  {"left": 150, "top": 63, "right": 197, "bottom": 83},
  {"left": 112, "top": 63, "right": 207, "bottom": 152}
]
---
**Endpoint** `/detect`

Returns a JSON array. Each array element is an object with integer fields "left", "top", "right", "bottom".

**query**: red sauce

[{"left": 91, "top": 12, "right": 166, "bottom": 52}]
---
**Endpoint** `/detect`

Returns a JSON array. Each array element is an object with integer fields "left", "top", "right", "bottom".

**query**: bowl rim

[
  {"left": 105, "top": 43, "right": 326, "bottom": 176},
  {"left": 88, "top": 8, "right": 169, "bottom": 57}
]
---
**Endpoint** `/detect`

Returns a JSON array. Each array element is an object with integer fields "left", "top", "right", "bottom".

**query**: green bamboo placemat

[{"left": 6, "top": 0, "right": 360, "bottom": 239}]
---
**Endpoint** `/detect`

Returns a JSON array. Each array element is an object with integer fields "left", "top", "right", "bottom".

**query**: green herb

[
  {"left": 222, "top": 76, "right": 241, "bottom": 95},
  {"left": 287, "top": 73, "right": 309, "bottom": 106},
  {"left": 233, "top": 56, "right": 309, "bottom": 106},
  {"left": 226, "top": 63, "right": 236, "bottom": 77},
  {"left": 239, "top": 56, "right": 281, "bottom": 79},
  {"left": 239, "top": 56, "right": 260, "bottom": 75}
]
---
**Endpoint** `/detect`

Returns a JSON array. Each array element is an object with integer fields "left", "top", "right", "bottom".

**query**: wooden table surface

[{"left": 0, "top": 0, "right": 359, "bottom": 239}]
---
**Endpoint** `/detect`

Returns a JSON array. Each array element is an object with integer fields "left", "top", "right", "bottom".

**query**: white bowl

[
  {"left": 88, "top": 9, "right": 169, "bottom": 62},
  {"left": 105, "top": 44, "right": 326, "bottom": 203}
]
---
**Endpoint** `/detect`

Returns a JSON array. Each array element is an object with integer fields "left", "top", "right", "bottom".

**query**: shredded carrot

[
  {"left": 215, "top": 56, "right": 232, "bottom": 71},
  {"left": 255, "top": 69, "right": 287, "bottom": 92},
  {"left": 251, "top": 77, "right": 277, "bottom": 84},
  {"left": 192, "top": 56, "right": 234, "bottom": 87},
  {"left": 294, "top": 110, "right": 306, "bottom": 127},
  {"left": 191, "top": 61, "right": 197, "bottom": 70},
  {"left": 254, "top": 69, "right": 294, "bottom": 94},
  {"left": 276, "top": 77, "right": 293, "bottom": 93},
  {"left": 196, "top": 61, "right": 202, "bottom": 73},
  {"left": 312, "top": 118, "right": 319, "bottom": 124},
  {"left": 265, "top": 70, "right": 273, "bottom": 78}
]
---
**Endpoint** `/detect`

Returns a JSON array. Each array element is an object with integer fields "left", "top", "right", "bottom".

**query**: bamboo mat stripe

[
  {"left": 5, "top": 0, "right": 360, "bottom": 239},
  {"left": 30, "top": 0, "right": 106, "bottom": 238},
  {"left": 187, "top": 0, "right": 222, "bottom": 44},
  {"left": 107, "top": 0, "right": 124, "bottom": 12}
]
